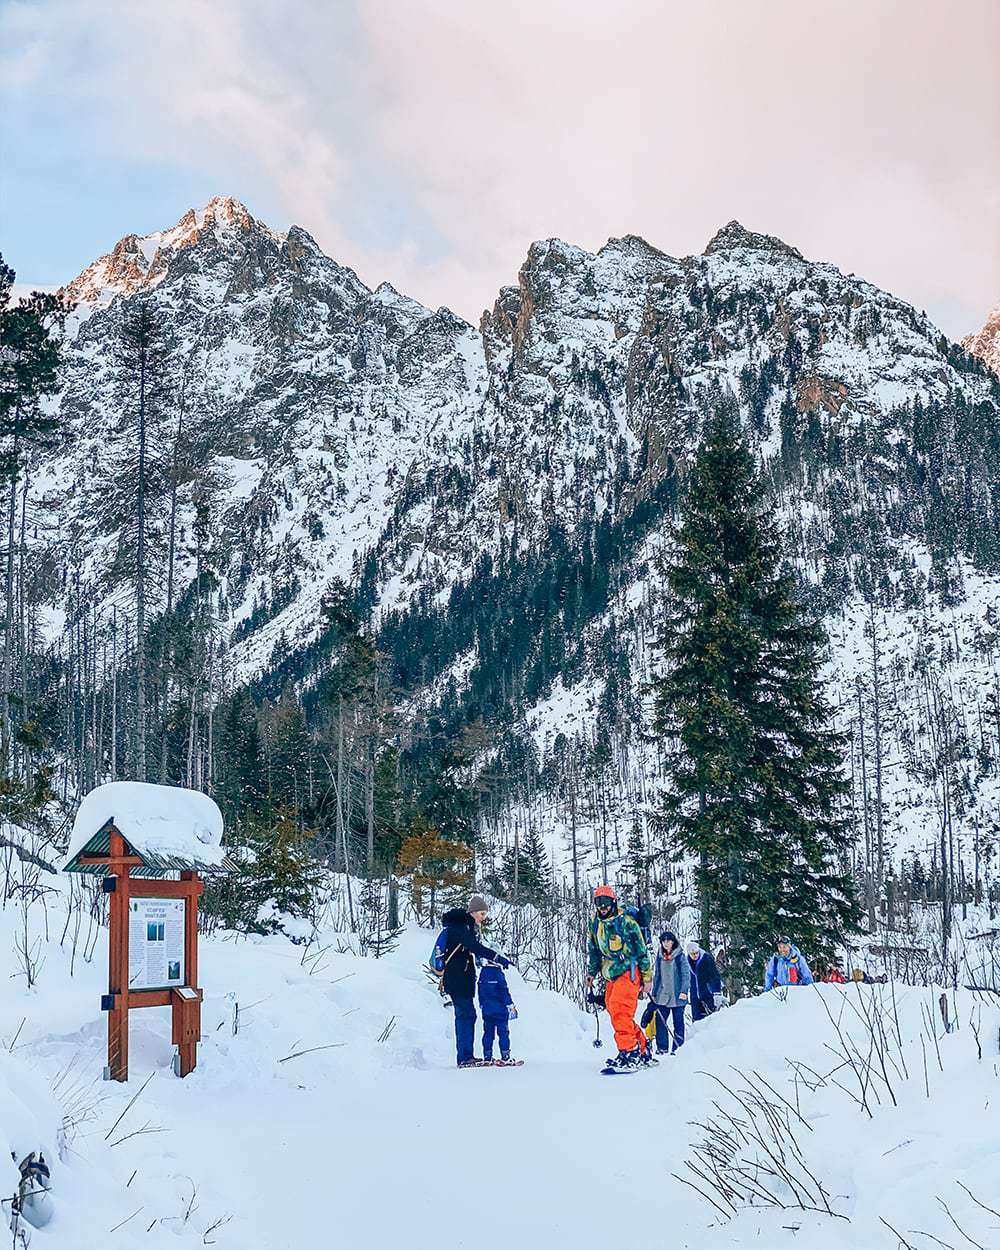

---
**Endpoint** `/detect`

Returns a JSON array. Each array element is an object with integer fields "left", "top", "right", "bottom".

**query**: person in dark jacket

[
  {"left": 687, "top": 941, "right": 723, "bottom": 1019},
  {"left": 478, "top": 960, "right": 516, "bottom": 1062},
  {"left": 440, "top": 895, "right": 510, "bottom": 1067}
]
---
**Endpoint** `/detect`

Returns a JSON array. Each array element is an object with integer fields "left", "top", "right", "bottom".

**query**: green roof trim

[{"left": 63, "top": 819, "right": 233, "bottom": 878}]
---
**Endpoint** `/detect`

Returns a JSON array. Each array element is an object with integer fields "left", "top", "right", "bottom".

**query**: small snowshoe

[{"left": 492, "top": 1057, "right": 524, "bottom": 1067}]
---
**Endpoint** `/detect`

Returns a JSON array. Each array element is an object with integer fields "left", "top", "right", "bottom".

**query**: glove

[
  {"left": 585, "top": 975, "right": 594, "bottom": 989},
  {"left": 497, "top": 955, "right": 512, "bottom": 970},
  {"left": 508, "top": 1005, "right": 518, "bottom": 1020}
]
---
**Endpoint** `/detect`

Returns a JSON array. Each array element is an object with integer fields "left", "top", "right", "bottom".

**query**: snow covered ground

[{"left": 2, "top": 882, "right": 998, "bottom": 1249}]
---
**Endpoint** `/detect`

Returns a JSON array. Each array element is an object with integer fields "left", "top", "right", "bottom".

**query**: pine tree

[
  {"left": 204, "top": 806, "right": 322, "bottom": 934},
  {"left": 0, "top": 260, "right": 66, "bottom": 780},
  {"left": 498, "top": 825, "right": 550, "bottom": 907},
  {"left": 253, "top": 808, "right": 323, "bottom": 929},
  {"left": 105, "top": 299, "right": 175, "bottom": 781},
  {"left": 652, "top": 410, "right": 860, "bottom": 989}
]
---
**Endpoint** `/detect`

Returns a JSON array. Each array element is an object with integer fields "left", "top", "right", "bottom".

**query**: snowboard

[{"left": 600, "top": 1056, "right": 658, "bottom": 1075}]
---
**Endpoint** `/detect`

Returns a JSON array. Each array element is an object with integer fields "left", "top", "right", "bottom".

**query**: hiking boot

[{"left": 607, "top": 1048, "right": 639, "bottom": 1070}]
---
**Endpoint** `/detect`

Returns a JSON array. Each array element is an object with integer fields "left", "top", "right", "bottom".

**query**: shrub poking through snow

[{"left": 676, "top": 1067, "right": 843, "bottom": 1222}]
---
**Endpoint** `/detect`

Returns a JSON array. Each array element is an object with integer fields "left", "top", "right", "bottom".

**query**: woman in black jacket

[{"left": 440, "top": 895, "right": 510, "bottom": 1067}]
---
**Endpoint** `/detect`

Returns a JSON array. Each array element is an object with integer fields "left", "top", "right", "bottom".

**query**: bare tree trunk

[
  {"left": 513, "top": 814, "right": 520, "bottom": 906},
  {"left": 868, "top": 606, "right": 886, "bottom": 907},
  {"left": 855, "top": 677, "right": 876, "bottom": 930},
  {"left": 366, "top": 737, "right": 375, "bottom": 872},
  {"left": 698, "top": 787, "right": 710, "bottom": 948},
  {"left": 17, "top": 475, "right": 28, "bottom": 762},
  {"left": 206, "top": 637, "right": 216, "bottom": 795},
  {"left": 569, "top": 769, "right": 580, "bottom": 932},
  {"left": 135, "top": 352, "right": 148, "bottom": 781},
  {"left": 1, "top": 429, "right": 20, "bottom": 769},
  {"left": 110, "top": 608, "right": 118, "bottom": 782},
  {"left": 335, "top": 695, "right": 345, "bottom": 872}
]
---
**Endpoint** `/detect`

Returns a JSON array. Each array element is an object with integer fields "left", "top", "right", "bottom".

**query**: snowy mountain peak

[
  {"left": 704, "top": 219, "right": 804, "bottom": 261},
  {"left": 523, "top": 237, "right": 594, "bottom": 274},
  {"left": 597, "top": 234, "right": 670, "bottom": 262},
  {"left": 963, "top": 303, "right": 1000, "bottom": 377},
  {"left": 62, "top": 196, "right": 281, "bottom": 308},
  {"left": 198, "top": 194, "right": 255, "bottom": 229}
]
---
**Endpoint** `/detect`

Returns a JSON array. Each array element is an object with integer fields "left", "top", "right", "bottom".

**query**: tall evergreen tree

[
  {"left": 106, "top": 299, "right": 174, "bottom": 781},
  {"left": 652, "top": 410, "right": 860, "bottom": 989},
  {"left": 0, "top": 259, "right": 67, "bottom": 777}
]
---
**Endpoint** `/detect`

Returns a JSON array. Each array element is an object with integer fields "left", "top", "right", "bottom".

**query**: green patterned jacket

[{"left": 587, "top": 911, "right": 651, "bottom": 983}]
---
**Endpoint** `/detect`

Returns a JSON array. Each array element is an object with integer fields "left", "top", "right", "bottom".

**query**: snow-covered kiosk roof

[{"left": 63, "top": 781, "right": 228, "bottom": 878}]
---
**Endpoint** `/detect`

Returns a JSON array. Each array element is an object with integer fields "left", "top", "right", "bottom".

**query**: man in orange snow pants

[{"left": 585, "top": 885, "right": 652, "bottom": 1070}]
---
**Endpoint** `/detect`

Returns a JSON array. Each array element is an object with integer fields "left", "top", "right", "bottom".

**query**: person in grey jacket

[{"left": 647, "top": 930, "right": 691, "bottom": 1053}]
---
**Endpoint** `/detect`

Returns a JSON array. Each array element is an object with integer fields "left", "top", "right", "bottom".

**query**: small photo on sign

[
  {"left": 168, "top": 960, "right": 181, "bottom": 980},
  {"left": 147, "top": 922, "right": 165, "bottom": 942}
]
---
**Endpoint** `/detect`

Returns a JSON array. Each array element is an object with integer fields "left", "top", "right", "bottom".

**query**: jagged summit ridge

[
  {"left": 704, "top": 219, "right": 804, "bottom": 261},
  {"left": 41, "top": 195, "right": 997, "bottom": 697},
  {"left": 63, "top": 196, "right": 296, "bottom": 308}
]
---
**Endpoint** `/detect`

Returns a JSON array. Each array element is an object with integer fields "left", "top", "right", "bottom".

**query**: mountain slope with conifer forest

[{"left": 7, "top": 196, "right": 1000, "bottom": 927}]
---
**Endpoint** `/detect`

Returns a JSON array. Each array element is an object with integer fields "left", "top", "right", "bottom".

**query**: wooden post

[
  {"left": 176, "top": 870, "right": 203, "bottom": 1076},
  {"left": 181, "top": 870, "right": 201, "bottom": 987},
  {"left": 106, "top": 828, "right": 131, "bottom": 1082}
]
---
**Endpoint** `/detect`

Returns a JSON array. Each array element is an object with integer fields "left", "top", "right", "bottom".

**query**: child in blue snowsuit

[{"left": 478, "top": 960, "right": 516, "bottom": 1062}]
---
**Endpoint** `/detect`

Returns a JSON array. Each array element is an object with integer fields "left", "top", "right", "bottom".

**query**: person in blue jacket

[
  {"left": 478, "top": 959, "right": 517, "bottom": 1063},
  {"left": 764, "top": 937, "right": 813, "bottom": 990}
]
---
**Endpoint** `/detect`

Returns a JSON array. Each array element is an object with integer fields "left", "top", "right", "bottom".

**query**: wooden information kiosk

[{"left": 63, "top": 782, "right": 228, "bottom": 1083}]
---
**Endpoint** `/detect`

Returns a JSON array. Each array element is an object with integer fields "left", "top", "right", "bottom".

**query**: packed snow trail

[{"left": 3, "top": 915, "right": 999, "bottom": 1250}]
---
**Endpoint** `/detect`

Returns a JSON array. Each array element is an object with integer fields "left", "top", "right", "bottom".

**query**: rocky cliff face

[
  {"left": 53, "top": 197, "right": 487, "bottom": 673},
  {"left": 37, "top": 198, "right": 1000, "bottom": 872},
  {"left": 964, "top": 304, "right": 1000, "bottom": 378}
]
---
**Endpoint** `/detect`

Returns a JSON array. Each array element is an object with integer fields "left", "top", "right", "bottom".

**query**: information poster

[{"left": 128, "top": 897, "right": 185, "bottom": 990}]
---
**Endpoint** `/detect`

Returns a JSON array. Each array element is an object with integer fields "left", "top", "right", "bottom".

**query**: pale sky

[{"left": 1, "top": 0, "right": 997, "bottom": 337}]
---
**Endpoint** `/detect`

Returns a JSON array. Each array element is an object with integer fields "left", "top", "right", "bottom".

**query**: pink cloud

[{"left": 5, "top": 0, "right": 997, "bottom": 336}]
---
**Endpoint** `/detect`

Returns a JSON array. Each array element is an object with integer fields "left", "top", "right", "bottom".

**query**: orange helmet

[{"left": 593, "top": 885, "right": 616, "bottom": 901}]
